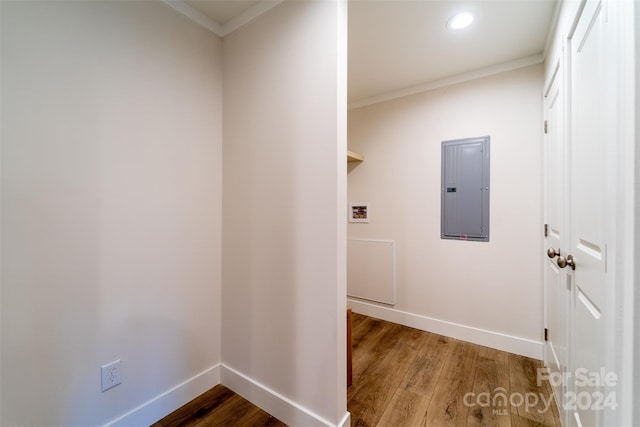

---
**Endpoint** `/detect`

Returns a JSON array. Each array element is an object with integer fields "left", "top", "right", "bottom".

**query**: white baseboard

[
  {"left": 221, "top": 364, "right": 351, "bottom": 427},
  {"left": 102, "top": 362, "right": 350, "bottom": 427},
  {"left": 100, "top": 300, "right": 533, "bottom": 427},
  {"left": 104, "top": 364, "right": 221, "bottom": 427},
  {"left": 348, "top": 298, "right": 543, "bottom": 360}
]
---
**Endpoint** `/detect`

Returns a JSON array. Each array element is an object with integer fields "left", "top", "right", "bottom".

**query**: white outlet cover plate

[{"left": 101, "top": 359, "right": 122, "bottom": 392}]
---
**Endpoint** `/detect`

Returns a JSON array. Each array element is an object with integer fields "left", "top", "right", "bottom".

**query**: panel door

[{"left": 568, "top": 1, "right": 608, "bottom": 425}]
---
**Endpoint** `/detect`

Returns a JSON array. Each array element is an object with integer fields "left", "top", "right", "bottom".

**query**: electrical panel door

[{"left": 441, "top": 136, "right": 490, "bottom": 241}]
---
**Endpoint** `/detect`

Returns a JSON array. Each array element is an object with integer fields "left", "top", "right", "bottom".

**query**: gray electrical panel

[{"left": 441, "top": 136, "right": 490, "bottom": 242}]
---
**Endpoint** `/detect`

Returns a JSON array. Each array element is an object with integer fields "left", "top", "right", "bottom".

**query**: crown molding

[
  {"left": 160, "top": 0, "right": 284, "bottom": 38},
  {"left": 348, "top": 53, "right": 544, "bottom": 110},
  {"left": 161, "top": 0, "right": 223, "bottom": 36},
  {"left": 221, "top": 1, "right": 284, "bottom": 37}
]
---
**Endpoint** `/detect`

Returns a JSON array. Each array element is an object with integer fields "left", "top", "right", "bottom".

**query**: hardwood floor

[
  {"left": 153, "top": 313, "right": 561, "bottom": 427},
  {"left": 348, "top": 313, "right": 562, "bottom": 427},
  {"left": 151, "top": 384, "right": 286, "bottom": 427}
]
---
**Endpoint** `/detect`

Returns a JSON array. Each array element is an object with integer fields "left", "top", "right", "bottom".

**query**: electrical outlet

[{"left": 101, "top": 359, "right": 122, "bottom": 392}]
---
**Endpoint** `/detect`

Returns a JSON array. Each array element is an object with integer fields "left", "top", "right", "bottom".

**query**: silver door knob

[
  {"left": 557, "top": 255, "right": 576, "bottom": 270},
  {"left": 547, "top": 248, "right": 560, "bottom": 259}
]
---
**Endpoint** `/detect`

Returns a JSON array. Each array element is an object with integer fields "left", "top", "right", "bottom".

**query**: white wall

[
  {"left": 635, "top": 1, "right": 640, "bottom": 423},
  {"left": 1, "top": 1, "right": 223, "bottom": 425},
  {"left": 348, "top": 64, "right": 544, "bottom": 358},
  {"left": 221, "top": 1, "right": 348, "bottom": 426}
]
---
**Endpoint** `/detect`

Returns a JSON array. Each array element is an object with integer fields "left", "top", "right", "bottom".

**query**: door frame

[
  {"left": 542, "top": 55, "right": 569, "bottom": 424},
  {"left": 610, "top": 0, "right": 637, "bottom": 424}
]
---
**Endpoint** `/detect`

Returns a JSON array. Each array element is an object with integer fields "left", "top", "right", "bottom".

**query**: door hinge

[
  {"left": 544, "top": 328, "right": 549, "bottom": 341},
  {"left": 544, "top": 120, "right": 548, "bottom": 134},
  {"left": 544, "top": 223, "right": 548, "bottom": 237}
]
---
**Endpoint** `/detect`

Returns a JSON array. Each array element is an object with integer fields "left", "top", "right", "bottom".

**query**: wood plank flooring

[
  {"left": 151, "top": 384, "right": 286, "bottom": 427},
  {"left": 348, "top": 313, "right": 561, "bottom": 427},
  {"left": 153, "top": 313, "right": 561, "bottom": 427}
]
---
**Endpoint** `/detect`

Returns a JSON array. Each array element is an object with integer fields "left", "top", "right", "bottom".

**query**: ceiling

[{"left": 174, "top": 0, "right": 558, "bottom": 105}]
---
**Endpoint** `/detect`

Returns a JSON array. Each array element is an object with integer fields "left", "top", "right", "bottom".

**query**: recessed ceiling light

[{"left": 447, "top": 12, "right": 474, "bottom": 30}]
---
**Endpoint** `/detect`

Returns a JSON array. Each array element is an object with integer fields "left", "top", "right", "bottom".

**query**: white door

[
  {"left": 543, "top": 60, "right": 569, "bottom": 421},
  {"left": 567, "top": 0, "right": 609, "bottom": 425}
]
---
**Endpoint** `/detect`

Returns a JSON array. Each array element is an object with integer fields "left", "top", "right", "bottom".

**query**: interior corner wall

[
  {"left": 221, "top": 1, "right": 347, "bottom": 426},
  {"left": 1, "top": 1, "right": 223, "bottom": 425},
  {"left": 347, "top": 64, "right": 544, "bottom": 358},
  {"left": 634, "top": 1, "right": 640, "bottom": 424}
]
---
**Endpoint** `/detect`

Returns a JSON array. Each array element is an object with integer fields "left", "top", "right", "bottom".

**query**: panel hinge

[
  {"left": 544, "top": 328, "right": 549, "bottom": 341},
  {"left": 544, "top": 120, "right": 548, "bottom": 134},
  {"left": 544, "top": 223, "right": 548, "bottom": 237}
]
